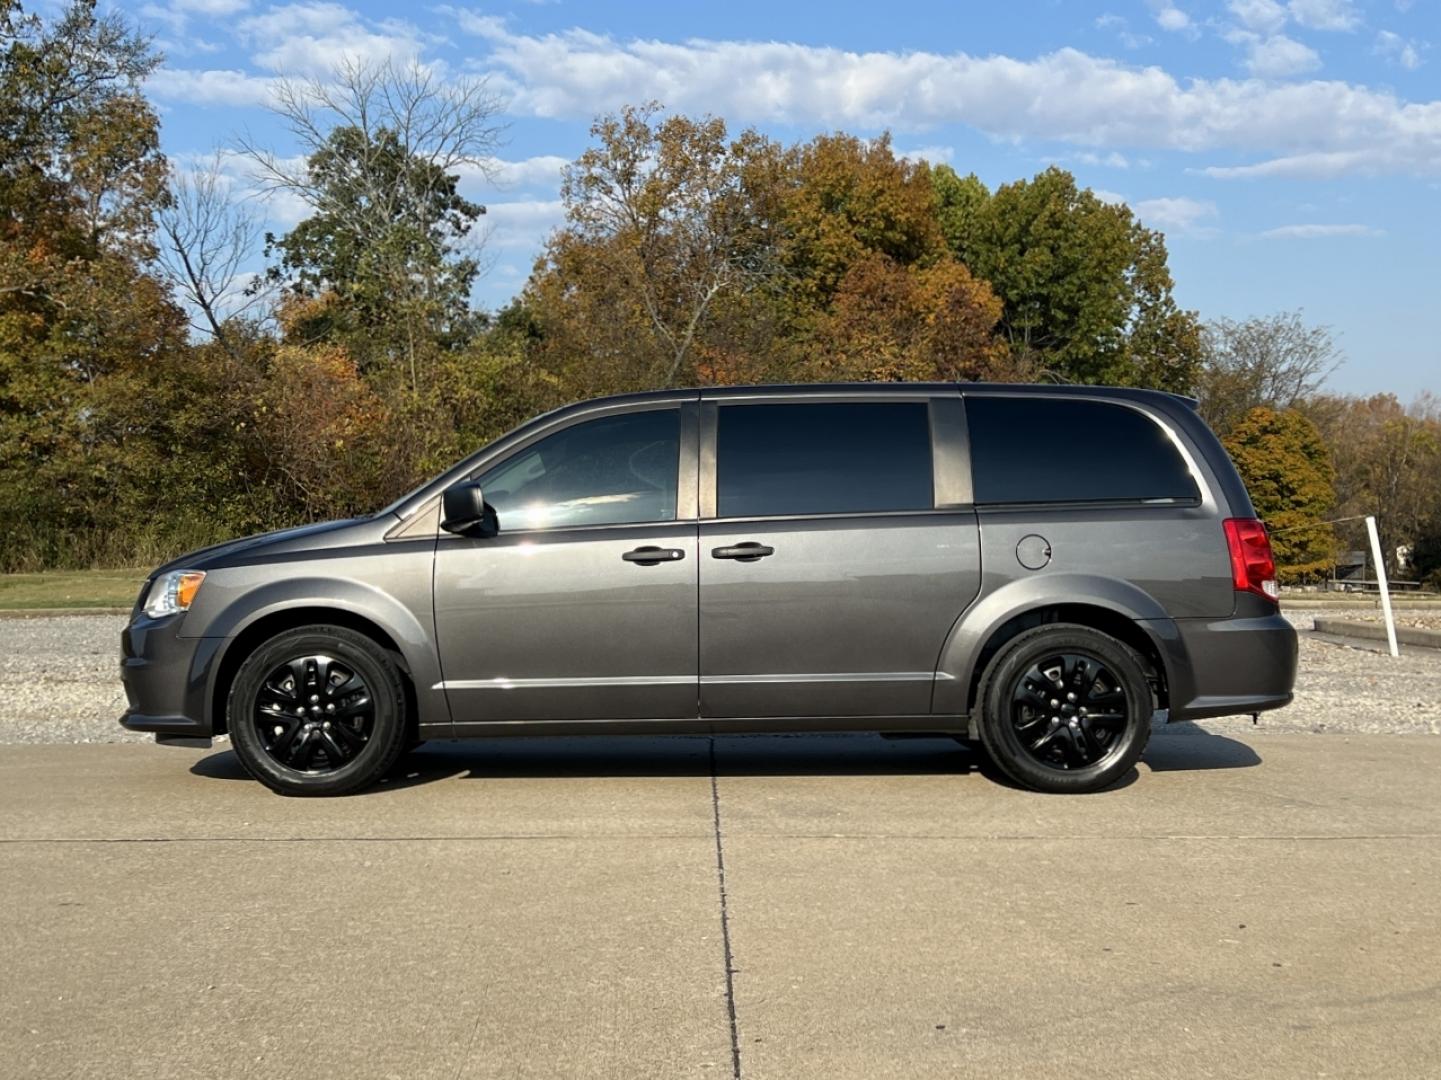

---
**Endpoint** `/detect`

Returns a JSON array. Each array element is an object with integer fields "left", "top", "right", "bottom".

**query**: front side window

[
  {"left": 716, "top": 402, "right": 934, "bottom": 518},
  {"left": 477, "top": 409, "right": 680, "bottom": 530},
  {"left": 966, "top": 396, "right": 1199, "bottom": 505}
]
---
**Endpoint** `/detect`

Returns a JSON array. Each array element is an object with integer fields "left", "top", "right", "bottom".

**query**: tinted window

[
  {"left": 966, "top": 396, "right": 1198, "bottom": 505},
  {"left": 478, "top": 409, "right": 680, "bottom": 530},
  {"left": 716, "top": 402, "right": 933, "bottom": 518}
]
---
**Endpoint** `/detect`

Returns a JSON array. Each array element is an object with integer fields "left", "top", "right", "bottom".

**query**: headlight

[{"left": 143, "top": 570, "right": 206, "bottom": 618}]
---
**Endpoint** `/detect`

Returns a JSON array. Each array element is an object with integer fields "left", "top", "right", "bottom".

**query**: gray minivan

[{"left": 121, "top": 383, "right": 1297, "bottom": 796}]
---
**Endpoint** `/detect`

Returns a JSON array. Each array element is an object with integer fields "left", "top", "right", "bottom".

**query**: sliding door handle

[
  {"left": 711, "top": 542, "right": 775, "bottom": 561},
  {"left": 622, "top": 546, "right": 686, "bottom": 565}
]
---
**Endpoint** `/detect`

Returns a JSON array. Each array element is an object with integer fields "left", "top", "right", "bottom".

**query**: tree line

[{"left": 2, "top": 0, "right": 1438, "bottom": 585}]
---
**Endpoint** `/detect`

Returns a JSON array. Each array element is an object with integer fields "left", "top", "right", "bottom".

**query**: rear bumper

[
  {"left": 119, "top": 617, "right": 221, "bottom": 740},
  {"left": 1167, "top": 609, "right": 1297, "bottom": 722}
]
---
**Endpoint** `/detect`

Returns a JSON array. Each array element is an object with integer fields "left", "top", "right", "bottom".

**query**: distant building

[{"left": 1333, "top": 550, "right": 1366, "bottom": 583}]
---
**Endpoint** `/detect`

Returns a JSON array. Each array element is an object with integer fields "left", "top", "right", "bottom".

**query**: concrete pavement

[{"left": 2, "top": 731, "right": 1440, "bottom": 1079}]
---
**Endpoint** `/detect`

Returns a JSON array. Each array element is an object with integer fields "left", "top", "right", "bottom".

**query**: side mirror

[{"left": 441, "top": 481, "right": 493, "bottom": 535}]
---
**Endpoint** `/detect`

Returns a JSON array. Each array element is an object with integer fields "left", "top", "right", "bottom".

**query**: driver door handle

[
  {"left": 622, "top": 546, "right": 686, "bottom": 565},
  {"left": 711, "top": 542, "right": 775, "bottom": 561}
]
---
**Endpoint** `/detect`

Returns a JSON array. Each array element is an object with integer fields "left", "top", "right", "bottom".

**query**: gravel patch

[
  {"left": 1, "top": 612, "right": 1438, "bottom": 745},
  {"left": 0, "top": 616, "right": 144, "bottom": 744},
  {"left": 1325, "top": 612, "right": 1441, "bottom": 631}
]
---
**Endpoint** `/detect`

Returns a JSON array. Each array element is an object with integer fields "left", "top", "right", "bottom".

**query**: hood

[{"left": 151, "top": 516, "right": 386, "bottom": 577}]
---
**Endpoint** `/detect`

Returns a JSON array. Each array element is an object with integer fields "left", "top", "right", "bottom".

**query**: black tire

[
  {"left": 227, "top": 625, "right": 409, "bottom": 796},
  {"left": 976, "top": 623, "right": 1152, "bottom": 794}
]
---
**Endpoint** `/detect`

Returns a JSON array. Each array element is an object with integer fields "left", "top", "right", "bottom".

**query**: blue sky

[{"left": 117, "top": 0, "right": 1439, "bottom": 399}]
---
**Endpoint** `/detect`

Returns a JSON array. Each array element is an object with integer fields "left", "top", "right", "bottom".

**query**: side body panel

[
  {"left": 433, "top": 396, "right": 702, "bottom": 729},
  {"left": 973, "top": 503, "right": 1234, "bottom": 619},
  {"left": 699, "top": 512, "right": 981, "bottom": 717},
  {"left": 696, "top": 390, "right": 981, "bottom": 719},
  {"left": 434, "top": 522, "right": 699, "bottom": 725}
]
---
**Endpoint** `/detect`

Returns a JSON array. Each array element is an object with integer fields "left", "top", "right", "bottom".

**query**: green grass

[{"left": 0, "top": 569, "right": 146, "bottom": 611}]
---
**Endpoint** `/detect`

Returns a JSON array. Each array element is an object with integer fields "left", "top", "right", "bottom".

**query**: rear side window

[
  {"left": 966, "top": 397, "right": 1198, "bottom": 505},
  {"left": 716, "top": 402, "right": 933, "bottom": 518}
]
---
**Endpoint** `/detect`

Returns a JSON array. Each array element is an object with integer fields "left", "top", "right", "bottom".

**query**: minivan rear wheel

[
  {"left": 976, "top": 624, "right": 1151, "bottom": 794},
  {"left": 227, "top": 625, "right": 409, "bottom": 796}
]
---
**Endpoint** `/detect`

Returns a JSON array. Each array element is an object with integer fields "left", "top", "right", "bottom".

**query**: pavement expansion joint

[{"left": 709, "top": 737, "right": 743, "bottom": 1080}]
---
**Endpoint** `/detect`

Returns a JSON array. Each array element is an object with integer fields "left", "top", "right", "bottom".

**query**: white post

[{"left": 1365, "top": 515, "right": 1400, "bottom": 658}]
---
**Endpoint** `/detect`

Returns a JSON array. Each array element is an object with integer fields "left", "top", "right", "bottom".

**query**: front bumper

[
  {"left": 119, "top": 616, "right": 220, "bottom": 742},
  {"left": 1167, "top": 608, "right": 1298, "bottom": 722}
]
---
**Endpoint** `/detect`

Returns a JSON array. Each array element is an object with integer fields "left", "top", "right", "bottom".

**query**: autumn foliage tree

[
  {"left": 1309, "top": 393, "right": 1441, "bottom": 578},
  {"left": 1196, "top": 312, "right": 1341, "bottom": 436},
  {"left": 811, "top": 254, "right": 1013, "bottom": 382},
  {"left": 932, "top": 165, "right": 1201, "bottom": 391},
  {"left": 531, "top": 114, "right": 1026, "bottom": 392},
  {"left": 539, "top": 105, "right": 783, "bottom": 391},
  {"left": 0, "top": 0, "right": 231, "bottom": 567},
  {"left": 1223, "top": 407, "right": 1337, "bottom": 582},
  {"left": 777, "top": 132, "right": 946, "bottom": 311}
]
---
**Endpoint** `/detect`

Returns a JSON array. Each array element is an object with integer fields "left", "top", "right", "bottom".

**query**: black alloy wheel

[
  {"left": 1009, "top": 651, "right": 1128, "bottom": 771},
  {"left": 253, "top": 654, "right": 374, "bottom": 772}
]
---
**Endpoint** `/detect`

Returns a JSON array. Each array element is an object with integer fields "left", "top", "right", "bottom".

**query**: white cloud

[
  {"left": 238, "top": 2, "right": 427, "bottom": 76},
  {"left": 1288, "top": 0, "right": 1361, "bottom": 32},
  {"left": 1244, "top": 34, "right": 1323, "bottom": 77},
  {"left": 483, "top": 199, "right": 566, "bottom": 249},
  {"left": 175, "top": 0, "right": 251, "bottom": 13},
  {"left": 147, "top": 67, "right": 278, "bottom": 106},
  {"left": 1203, "top": 149, "right": 1404, "bottom": 178},
  {"left": 1090, "top": 188, "right": 1128, "bottom": 205},
  {"left": 1260, "top": 222, "right": 1385, "bottom": 238},
  {"left": 140, "top": 0, "right": 250, "bottom": 38},
  {"left": 451, "top": 22, "right": 1441, "bottom": 178},
  {"left": 1095, "top": 13, "right": 1154, "bottom": 49},
  {"left": 1133, "top": 195, "right": 1219, "bottom": 233},
  {"left": 1148, "top": 2, "right": 1193, "bottom": 33},
  {"left": 896, "top": 145, "right": 955, "bottom": 164},
  {"left": 1229, "top": 0, "right": 1289, "bottom": 33},
  {"left": 1074, "top": 150, "right": 1133, "bottom": 167},
  {"left": 151, "top": 33, "right": 224, "bottom": 58},
  {"left": 1375, "top": 30, "right": 1424, "bottom": 70},
  {"left": 480, "top": 154, "right": 571, "bottom": 189}
]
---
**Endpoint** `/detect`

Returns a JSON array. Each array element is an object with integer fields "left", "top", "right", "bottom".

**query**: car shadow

[
  {"left": 189, "top": 734, "right": 983, "bottom": 788},
  {"left": 189, "top": 727, "right": 1259, "bottom": 793},
  {"left": 1143, "top": 724, "right": 1264, "bottom": 772}
]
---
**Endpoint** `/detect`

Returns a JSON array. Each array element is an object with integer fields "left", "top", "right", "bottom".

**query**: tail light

[{"left": 1223, "top": 518, "right": 1278, "bottom": 603}]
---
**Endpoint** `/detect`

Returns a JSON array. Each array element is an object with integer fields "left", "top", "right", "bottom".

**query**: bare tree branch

[
  {"left": 235, "top": 59, "right": 505, "bottom": 223},
  {"left": 155, "top": 154, "right": 266, "bottom": 355}
]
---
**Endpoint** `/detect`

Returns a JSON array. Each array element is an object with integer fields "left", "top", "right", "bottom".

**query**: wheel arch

[
  {"left": 933, "top": 575, "right": 1185, "bottom": 720},
  {"left": 207, "top": 604, "right": 425, "bottom": 737}
]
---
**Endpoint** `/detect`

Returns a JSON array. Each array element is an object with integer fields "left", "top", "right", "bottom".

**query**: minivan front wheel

[
  {"left": 977, "top": 624, "right": 1151, "bottom": 794},
  {"left": 227, "top": 625, "right": 409, "bottom": 796}
]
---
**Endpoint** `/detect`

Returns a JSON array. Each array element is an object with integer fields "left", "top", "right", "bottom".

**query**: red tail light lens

[{"left": 1223, "top": 518, "right": 1278, "bottom": 603}]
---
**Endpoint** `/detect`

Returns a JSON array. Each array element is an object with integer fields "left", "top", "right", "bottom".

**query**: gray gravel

[
  {"left": 0, "top": 616, "right": 144, "bottom": 744},
  {"left": 1, "top": 611, "right": 1438, "bottom": 745}
]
